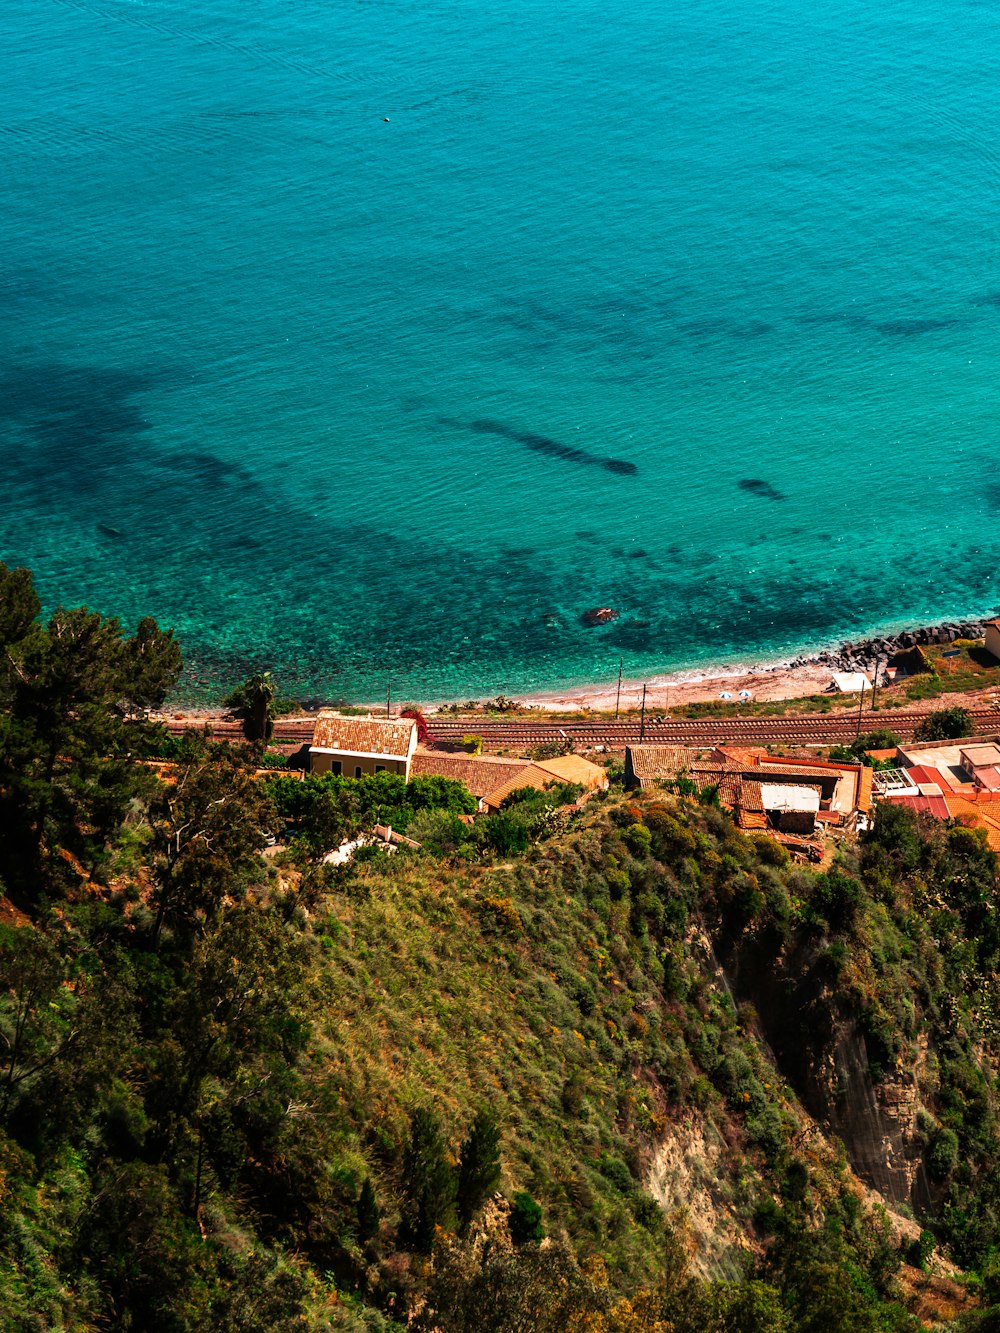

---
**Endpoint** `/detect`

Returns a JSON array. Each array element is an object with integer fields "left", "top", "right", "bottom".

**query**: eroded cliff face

[
  {"left": 714, "top": 934, "right": 933, "bottom": 1211},
  {"left": 644, "top": 1117, "right": 756, "bottom": 1279},
  {"left": 809, "top": 1028, "right": 930, "bottom": 1207}
]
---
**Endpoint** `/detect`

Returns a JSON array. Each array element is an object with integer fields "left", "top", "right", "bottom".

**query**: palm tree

[{"left": 224, "top": 671, "right": 277, "bottom": 745}]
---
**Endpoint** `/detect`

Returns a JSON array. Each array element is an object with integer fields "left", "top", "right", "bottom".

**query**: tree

[
  {"left": 915, "top": 706, "right": 972, "bottom": 741},
  {"left": 403, "top": 1108, "right": 457, "bottom": 1252},
  {"left": 357, "top": 1177, "right": 381, "bottom": 1242},
  {"left": 457, "top": 1110, "right": 502, "bottom": 1230},
  {"left": 148, "top": 741, "right": 278, "bottom": 948},
  {"left": 0, "top": 924, "right": 70, "bottom": 1122},
  {"left": 224, "top": 672, "right": 278, "bottom": 745},
  {"left": 121, "top": 617, "right": 182, "bottom": 718},
  {"left": 0, "top": 566, "right": 179, "bottom": 896}
]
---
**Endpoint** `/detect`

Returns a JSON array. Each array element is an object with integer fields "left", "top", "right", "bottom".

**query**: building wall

[
  {"left": 772, "top": 809, "right": 816, "bottom": 835},
  {"left": 986, "top": 623, "right": 1000, "bottom": 663},
  {"left": 309, "top": 752, "right": 409, "bottom": 779}
]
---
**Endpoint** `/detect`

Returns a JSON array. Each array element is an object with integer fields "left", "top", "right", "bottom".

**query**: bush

[
  {"left": 915, "top": 707, "right": 972, "bottom": 741},
  {"left": 508, "top": 1191, "right": 544, "bottom": 1244},
  {"left": 926, "top": 1126, "right": 959, "bottom": 1180},
  {"left": 904, "top": 1230, "right": 934, "bottom": 1270}
]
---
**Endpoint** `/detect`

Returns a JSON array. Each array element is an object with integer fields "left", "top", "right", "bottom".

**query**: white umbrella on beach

[
  {"left": 719, "top": 691, "right": 733, "bottom": 700},
  {"left": 738, "top": 689, "right": 753, "bottom": 699}
]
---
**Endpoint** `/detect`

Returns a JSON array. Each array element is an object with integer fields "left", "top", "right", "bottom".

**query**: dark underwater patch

[
  {"left": 681, "top": 317, "right": 773, "bottom": 340},
  {"left": 871, "top": 317, "right": 959, "bottom": 337},
  {"left": 164, "top": 451, "right": 255, "bottom": 487},
  {"left": 463, "top": 418, "right": 638, "bottom": 476},
  {"left": 738, "top": 478, "right": 785, "bottom": 501},
  {"left": 0, "top": 361, "right": 163, "bottom": 500}
]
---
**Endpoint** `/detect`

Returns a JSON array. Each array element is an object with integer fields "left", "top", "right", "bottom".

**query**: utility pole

[
  {"left": 615, "top": 657, "right": 623, "bottom": 720},
  {"left": 639, "top": 683, "right": 647, "bottom": 743},
  {"left": 386, "top": 681, "right": 391, "bottom": 719},
  {"left": 855, "top": 679, "right": 866, "bottom": 740},
  {"left": 870, "top": 659, "right": 880, "bottom": 712}
]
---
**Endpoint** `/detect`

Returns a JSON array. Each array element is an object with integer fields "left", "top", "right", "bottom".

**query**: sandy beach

[{"left": 509, "top": 661, "right": 837, "bottom": 714}]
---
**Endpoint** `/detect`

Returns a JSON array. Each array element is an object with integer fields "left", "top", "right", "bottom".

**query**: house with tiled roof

[
  {"left": 623, "top": 746, "right": 698, "bottom": 789},
  {"left": 409, "top": 750, "right": 606, "bottom": 813},
  {"left": 478, "top": 755, "right": 607, "bottom": 813},
  {"left": 409, "top": 753, "right": 536, "bottom": 800},
  {"left": 308, "top": 713, "right": 418, "bottom": 779},
  {"left": 943, "top": 794, "right": 1000, "bottom": 853},
  {"left": 625, "top": 743, "right": 868, "bottom": 840}
]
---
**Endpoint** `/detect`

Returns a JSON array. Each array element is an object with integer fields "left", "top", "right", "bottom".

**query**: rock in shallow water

[{"left": 582, "top": 607, "right": 619, "bottom": 627}]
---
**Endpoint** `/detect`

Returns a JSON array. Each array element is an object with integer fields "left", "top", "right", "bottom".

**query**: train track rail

[
  {"left": 427, "top": 709, "right": 1000, "bottom": 746},
  {"left": 163, "top": 707, "right": 1000, "bottom": 749}
]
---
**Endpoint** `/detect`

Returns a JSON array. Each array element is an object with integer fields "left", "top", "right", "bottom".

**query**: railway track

[{"left": 163, "top": 706, "right": 1000, "bottom": 749}]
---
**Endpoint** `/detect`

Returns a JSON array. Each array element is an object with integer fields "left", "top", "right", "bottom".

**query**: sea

[{"left": 3, "top": 0, "right": 1000, "bottom": 704}]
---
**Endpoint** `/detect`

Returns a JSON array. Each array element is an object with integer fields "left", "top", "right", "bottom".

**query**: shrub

[
  {"left": 915, "top": 707, "right": 972, "bottom": 741},
  {"left": 926, "top": 1126, "right": 959, "bottom": 1181},
  {"left": 508, "top": 1191, "right": 544, "bottom": 1244},
  {"left": 476, "top": 811, "right": 530, "bottom": 856},
  {"left": 623, "top": 824, "right": 652, "bottom": 858},
  {"left": 904, "top": 1230, "right": 934, "bottom": 1270}
]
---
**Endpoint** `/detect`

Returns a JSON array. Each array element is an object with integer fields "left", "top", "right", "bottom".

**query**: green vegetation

[
  {"left": 914, "top": 706, "right": 974, "bottom": 741},
  {"left": 223, "top": 670, "right": 279, "bottom": 744},
  {"left": 828, "top": 729, "right": 901, "bottom": 767},
  {"left": 5, "top": 563, "right": 1000, "bottom": 1329}
]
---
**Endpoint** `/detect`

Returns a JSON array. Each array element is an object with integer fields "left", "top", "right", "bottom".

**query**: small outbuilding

[
  {"left": 829, "top": 671, "right": 871, "bottom": 694},
  {"left": 759, "top": 783, "right": 821, "bottom": 834},
  {"left": 984, "top": 618, "right": 1000, "bottom": 663}
]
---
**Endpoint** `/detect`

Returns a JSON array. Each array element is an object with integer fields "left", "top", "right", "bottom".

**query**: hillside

[{"left": 2, "top": 563, "right": 1000, "bottom": 1331}]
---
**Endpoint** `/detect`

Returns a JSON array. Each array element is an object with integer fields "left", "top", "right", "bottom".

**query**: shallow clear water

[{"left": 3, "top": 0, "right": 1000, "bottom": 701}]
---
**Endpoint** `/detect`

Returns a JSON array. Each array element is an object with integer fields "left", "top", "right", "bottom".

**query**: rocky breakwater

[{"left": 785, "top": 618, "right": 992, "bottom": 677}]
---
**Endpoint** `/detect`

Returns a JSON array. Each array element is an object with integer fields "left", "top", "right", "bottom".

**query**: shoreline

[
  {"left": 161, "top": 615, "right": 996, "bottom": 720},
  {"left": 432, "top": 614, "right": 996, "bottom": 714}
]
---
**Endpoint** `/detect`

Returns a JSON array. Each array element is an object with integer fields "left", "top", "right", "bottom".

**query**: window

[
  {"left": 355, "top": 766, "right": 363, "bottom": 779},
  {"left": 375, "top": 765, "right": 386, "bottom": 774},
  {"left": 331, "top": 761, "right": 342, "bottom": 776}
]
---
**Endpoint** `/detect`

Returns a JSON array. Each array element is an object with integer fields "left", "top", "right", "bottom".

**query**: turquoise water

[{"left": 3, "top": 0, "right": 1000, "bottom": 702}]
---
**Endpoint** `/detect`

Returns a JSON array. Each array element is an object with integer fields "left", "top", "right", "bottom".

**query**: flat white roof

[
  {"left": 759, "top": 784, "right": 821, "bottom": 812},
  {"left": 830, "top": 671, "right": 871, "bottom": 692}
]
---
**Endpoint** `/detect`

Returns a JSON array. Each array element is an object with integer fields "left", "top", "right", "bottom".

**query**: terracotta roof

[
  {"left": 973, "top": 766, "right": 1000, "bottom": 791},
  {"left": 533, "top": 755, "right": 608, "bottom": 789},
  {"left": 690, "top": 762, "right": 840, "bottom": 784},
  {"left": 857, "top": 765, "right": 873, "bottom": 813},
  {"left": 758, "top": 755, "right": 863, "bottom": 775},
  {"left": 409, "top": 752, "right": 533, "bottom": 798},
  {"left": 737, "top": 810, "right": 769, "bottom": 830},
  {"left": 312, "top": 713, "right": 416, "bottom": 757},
  {"left": 740, "top": 780, "right": 765, "bottom": 813},
  {"left": 943, "top": 796, "right": 1000, "bottom": 852},
  {"left": 627, "top": 746, "right": 694, "bottom": 782},
  {"left": 481, "top": 764, "right": 565, "bottom": 810},
  {"left": 711, "top": 745, "right": 768, "bottom": 766}
]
